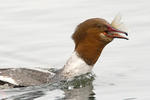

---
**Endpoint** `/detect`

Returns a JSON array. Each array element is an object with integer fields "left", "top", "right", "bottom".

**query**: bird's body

[
  {"left": 0, "top": 68, "right": 55, "bottom": 86},
  {"left": 0, "top": 17, "right": 128, "bottom": 87}
]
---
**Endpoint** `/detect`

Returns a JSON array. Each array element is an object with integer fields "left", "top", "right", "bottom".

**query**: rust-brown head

[
  {"left": 72, "top": 18, "right": 128, "bottom": 65},
  {"left": 72, "top": 18, "right": 128, "bottom": 47}
]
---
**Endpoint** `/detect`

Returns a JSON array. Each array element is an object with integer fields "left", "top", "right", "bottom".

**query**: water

[{"left": 0, "top": 0, "right": 150, "bottom": 99}]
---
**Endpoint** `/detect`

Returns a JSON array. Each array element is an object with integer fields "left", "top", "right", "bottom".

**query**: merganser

[{"left": 0, "top": 17, "right": 128, "bottom": 87}]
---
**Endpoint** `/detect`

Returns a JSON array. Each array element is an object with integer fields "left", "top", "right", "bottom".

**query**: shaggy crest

[{"left": 111, "top": 14, "right": 127, "bottom": 31}]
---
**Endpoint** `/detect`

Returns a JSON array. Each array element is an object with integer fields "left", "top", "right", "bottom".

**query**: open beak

[{"left": 107, "top": 26, "right": 128, "bottom": 40}]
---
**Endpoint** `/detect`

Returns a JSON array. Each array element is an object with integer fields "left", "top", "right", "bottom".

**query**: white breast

[{"left": 62, "top": 51, "right": 93, "bottom": 78}]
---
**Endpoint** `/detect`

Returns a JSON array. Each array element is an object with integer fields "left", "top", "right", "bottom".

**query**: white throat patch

[{"left": 62, "top": 52, "right": 93, "bottom": 78}]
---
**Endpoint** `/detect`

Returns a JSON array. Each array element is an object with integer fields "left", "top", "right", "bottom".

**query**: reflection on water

[
  {"left": 3, "top": 85, "right": 95, "bottom": 100},
  {"left": 4, "top": 91, "right": 45, "bottom": 100},
  {"left": 1, "top": 73, "right": 95, "bottom": 100},
  {"left": 63, "top": 85, "right": 95, "bottom": 100}
]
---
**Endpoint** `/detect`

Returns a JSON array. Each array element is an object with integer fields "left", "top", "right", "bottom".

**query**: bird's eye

[{"left": 97, "top": 24, "right": 102, "bottom": 28}]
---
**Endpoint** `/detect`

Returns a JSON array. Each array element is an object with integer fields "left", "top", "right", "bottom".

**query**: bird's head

[{"left": 72, "top": 18, "right": 128, "bottom": 47}]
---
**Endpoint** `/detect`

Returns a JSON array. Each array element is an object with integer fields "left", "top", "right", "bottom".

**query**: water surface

[{"left": 0, "top": 0, "right": 150, "bottom": 99}]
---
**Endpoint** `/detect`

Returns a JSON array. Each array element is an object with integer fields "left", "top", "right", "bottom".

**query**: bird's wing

[{"left": 0, "top": 68, "right": 55, "bottom": 86}]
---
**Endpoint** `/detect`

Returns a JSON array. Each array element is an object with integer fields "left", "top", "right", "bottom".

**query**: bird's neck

[
  {"left": 61, "top": 51, "right": 92, "bottom": 78},
  {"left": 75, "top": 39, "right": 106, "bottom": 65},
  {"left": 61, "top": 40, "right": 107, "bottom": 78}
]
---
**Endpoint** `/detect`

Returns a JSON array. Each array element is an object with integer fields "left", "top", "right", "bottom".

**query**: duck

[{"left": 0, "top": 17, "right": 128, "bottom": 87}]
